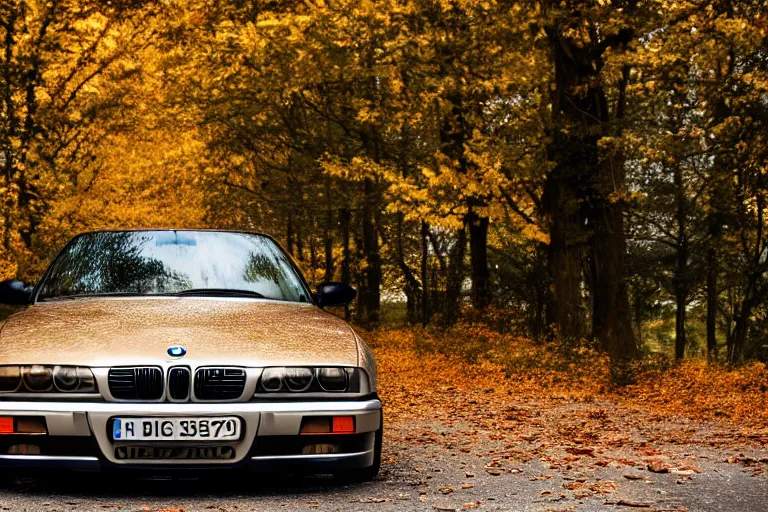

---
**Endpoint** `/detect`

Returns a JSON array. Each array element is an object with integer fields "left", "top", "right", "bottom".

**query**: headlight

[
  {"left": 53, "top": 366, "right": 96, "bottom": 392},
  {"left": 0, "top": 366, "right": 97, "bottom": 393},
  {"left": 317, "top": 367, "right": 347, "bottom": 391},
  {"left": 22, "top": 365, "right": 53, "bottom": 392},
  {"left": 257, "top": 367, "right": 363, "bottom": 393},
  {"left": 284, "top": 368, "right": 313, "bottom": 392},
  {"left": 260, "top": 368, "right": 284, "bottom": 392},
  {"left": 0, "top": 367, "right": 21, "bottom": 392}
]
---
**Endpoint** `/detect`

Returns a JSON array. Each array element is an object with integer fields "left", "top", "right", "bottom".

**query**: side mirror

[
  {"left": 0, "top": 280, "right": 33, "bottom": 306},
  {"left": 314, "top": 282, "right": 356, "bottom": 308}
]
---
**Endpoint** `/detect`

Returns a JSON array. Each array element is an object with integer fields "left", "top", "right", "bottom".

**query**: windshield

[{"left": 37, "top": 231, "right": 311, "bottom": 303}]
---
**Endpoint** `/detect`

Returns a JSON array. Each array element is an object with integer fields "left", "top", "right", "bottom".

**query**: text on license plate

[{"left": 112, "top": 416, "right": 241, "bottom": 441}]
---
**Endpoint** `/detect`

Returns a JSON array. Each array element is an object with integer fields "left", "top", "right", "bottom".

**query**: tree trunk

[
  {"left": 706, "top": 247, "right": 718, "bottom": 359},
  {"left": 443, "top": 226, "right": 466, "bottom": 325},
  {"left": 394, "top": 213, "right": 421, "bottom": 323},
  {"left": 421, "top": 220, "right": 430, "bottom": 326},
  {"left": 729, "top": 295, "right": 753, "bottom": 363},
  {"left": 309, "top": 234, "right": 317, "bottom": 273},
  {"left": 467, "top": 206, "right": 490, "bottom": 310},
  {"left": 286, "top": 212, "right": 294, "bottom": 256},
  {"left": 2, "top": 153, "right": 14, "bottom": 254},
  {"left": 324, "top": 202, "right": 334, "bottom": 282},
  {"left": 634, "top": 285, "right": 644, "bottom": 346},
  {"left": 727, "top": 173, "right": 766, "bottom": 362},
  {"left": 340, "top": 207, "right": 351, "bottom": 321},
  {"left": 340, "top": 208, "right": 351, "bottom": 284},
  {"left": 673, "top": 165, "right": 688, "bottom": 360},
  {"left": 353, "top": 230, "right": 366, "bottom": 325},
  {"left": 675, "top": 286, "right": 687, "bottom": 359},
  {"left": 543, "top": 171, "right": 585, "bottom": 340},
  {"left": 438, "top": 92, "right": 473, "bottom": 322},
  {"left": 361, "top": 178, "right": 380, "bottom": 327},
  {"left": 295, "top": 221, "right": 305, "bottom": 262},
  {"left": 708, "top": 52, "right": 734, "bottom": 361},
  {"left": 545, "top": 26, "right": 637, "bottom": 361},
  {"left": 531, "top": 242, "right": 548, "bottom": 340},
  {"left": 729, "top": 276, "right": 759, "bottom": 363},
  {"left": 590, "top": 187, "right": 638, "bottom": 361}
]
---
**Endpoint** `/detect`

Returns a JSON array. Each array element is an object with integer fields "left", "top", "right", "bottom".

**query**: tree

[
  {"left": 627, "top": 0, "right": 768, "bottom": 361},
  {"left": 540, "top": 4, "right": 641, "bottom": 361},
  {"left": 0, "top": 0, "right": 162, "bottom": 277}
]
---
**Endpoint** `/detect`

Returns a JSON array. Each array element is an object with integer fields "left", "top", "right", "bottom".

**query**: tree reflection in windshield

[
  {"left": 241, "top": 248, "right": 307, "bottom": 301},
  {"left": 243, "top": 252, "right": 281, "bottom": 284},
  {"left": 40, "top": 232, "right": 191, "bottom": 297}
]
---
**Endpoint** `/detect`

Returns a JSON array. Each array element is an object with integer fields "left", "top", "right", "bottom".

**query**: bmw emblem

[{"left": 167, "top": 345, "right": 187, "bottom": 357}]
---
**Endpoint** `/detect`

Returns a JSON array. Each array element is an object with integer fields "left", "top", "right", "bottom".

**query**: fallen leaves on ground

[
  {"left": 369, "top": 324, "right": 768, "bottom": 495},
  {"left": 371, "top": 325, "right": 768, "bottom": 430}
]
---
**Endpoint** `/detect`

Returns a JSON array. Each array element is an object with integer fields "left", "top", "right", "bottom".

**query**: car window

[{"left": 37, "top": 231, "right": 310, "bottom": 303}]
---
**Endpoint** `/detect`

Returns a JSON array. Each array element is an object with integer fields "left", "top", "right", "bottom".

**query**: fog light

[
  {"left": 7, "top": 444, "right": 40, "bottom": 455},
  {"left": 300, "top": 417, "right": 331, "bottom": 435},
  {"left": 16, "top": 417, "right": 46, "bottom": 434},
  {"left": 332, "top": 416, "right": 355, "bottom": 434},
  {"left": 301, "top": 443, "right": 339, "bottom": 454}
]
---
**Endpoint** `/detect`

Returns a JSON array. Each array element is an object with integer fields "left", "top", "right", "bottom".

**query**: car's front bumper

[{"left": 0, "top": 398, "right": 382, "bottom": 472}]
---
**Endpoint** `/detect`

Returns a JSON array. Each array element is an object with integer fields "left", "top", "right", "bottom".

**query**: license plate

[{"left": 112, "top": 416, "right": 241, "bottom": 442}]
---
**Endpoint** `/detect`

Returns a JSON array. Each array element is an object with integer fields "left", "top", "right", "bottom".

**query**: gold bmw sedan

[{"left": 0, "top": 230, "right": 381, "bottom": 480}]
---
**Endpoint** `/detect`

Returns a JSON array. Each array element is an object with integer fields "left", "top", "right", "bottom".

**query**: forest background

[{"left": 1, "top": 0, "right": 767, "bottom": 378}]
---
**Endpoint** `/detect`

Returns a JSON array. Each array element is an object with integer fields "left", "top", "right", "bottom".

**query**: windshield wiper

[
  {"left": 42, "top": 292, "right": 148, "bottom": 301},
  {"left": 169, "top": 288, "right": 267, "bottom": 299},
  {"left": 43, "top": 289, "right": 268, "bottom": 301}
]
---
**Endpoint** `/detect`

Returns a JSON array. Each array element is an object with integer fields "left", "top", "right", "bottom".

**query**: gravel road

[{"left": 0, "top": 406, "right": 766, "bottom": 512}]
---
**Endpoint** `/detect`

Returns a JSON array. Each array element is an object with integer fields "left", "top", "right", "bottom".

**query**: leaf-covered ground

[
  {"left": 373, "top": 325, "right": 768, "bottom": 431},
  {"left": 372, "top": 326, "right": 768, "bottom": 510}
]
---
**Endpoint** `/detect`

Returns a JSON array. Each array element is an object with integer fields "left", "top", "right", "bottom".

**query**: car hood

[{"left": 0, "top": 298, "right": 360, "bottom": 367}]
